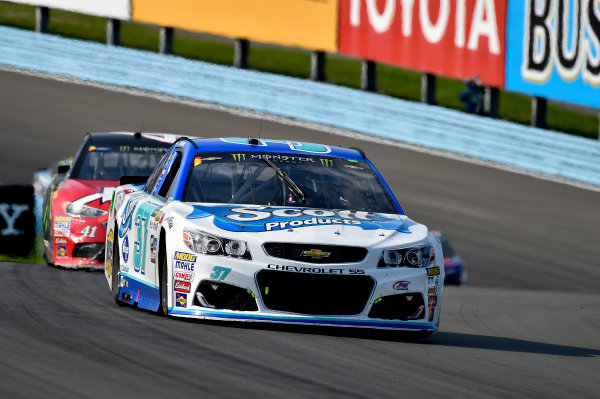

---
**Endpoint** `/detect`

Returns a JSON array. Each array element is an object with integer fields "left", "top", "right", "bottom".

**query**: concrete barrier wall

[{"left": 1, "top": 25, "right": 599, "bottom": 188}]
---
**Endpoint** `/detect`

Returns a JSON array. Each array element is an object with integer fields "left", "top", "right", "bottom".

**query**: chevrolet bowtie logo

[{"left": 302, "top": 249, "right": 331, "bottom": 259}]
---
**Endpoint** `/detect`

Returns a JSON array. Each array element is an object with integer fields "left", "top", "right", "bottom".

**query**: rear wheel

[{"left": 111, "top": 230, "right": 126, "bottom": 306}]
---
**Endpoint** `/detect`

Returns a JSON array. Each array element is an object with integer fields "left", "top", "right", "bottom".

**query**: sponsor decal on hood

[{"left": 186, "top": 205, "right": 411, "bottom": 233}]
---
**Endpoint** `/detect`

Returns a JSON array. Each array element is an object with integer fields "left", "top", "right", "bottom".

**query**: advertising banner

[
  {"left": 338, "top": 0, "right": 507, "bottom": 87},
  {"left": 132, "top": 0, "right": 338, "bottom": 52},
  {"left": 506, "top": 0, "right": 600, "bottom": 109},
  {"left": 5, "top": 0, "right": 131, "bottom": 19},
  {"left": 0, "top": 185, "right": 35, "bottom": 258}
]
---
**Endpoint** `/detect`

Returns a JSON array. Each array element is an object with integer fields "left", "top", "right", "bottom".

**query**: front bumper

[
  {"left": 165, "top": 252, "right": 443, "bottom": 331},
  {"left": 50, "top": 215, "right": 107, "bottom": 268}
]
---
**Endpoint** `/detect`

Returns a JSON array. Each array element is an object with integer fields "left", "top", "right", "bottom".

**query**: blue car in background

[{"left": 432, "top": 231, "right": 467, "bottom": 285}]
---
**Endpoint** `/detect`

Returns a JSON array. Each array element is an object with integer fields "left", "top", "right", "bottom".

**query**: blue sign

[{"left": 506, "top": 0, "right": 600, "bottom": 109}]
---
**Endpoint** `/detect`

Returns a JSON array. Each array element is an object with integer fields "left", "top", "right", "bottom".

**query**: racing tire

[
  {"left": 158, "top": 248, "right": 169, "bottom": 316},
  {"left": 111, "top": 230, "right": 126, "bottom": 307},
  {"left": 43, "top": 234, "right": 54, "bottom": 267}
]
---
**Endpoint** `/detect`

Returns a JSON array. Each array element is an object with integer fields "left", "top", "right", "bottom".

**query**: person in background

[{"left": 459, "top": 75, "right": 484, "bottom": 115}]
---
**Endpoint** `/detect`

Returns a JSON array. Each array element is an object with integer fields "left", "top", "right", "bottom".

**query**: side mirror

[
  {"left": 120, "top": 175, "right": 149, "bottom": 186},
  {"left": 57, "top": 165, "right": 70, "bottom": 174}
]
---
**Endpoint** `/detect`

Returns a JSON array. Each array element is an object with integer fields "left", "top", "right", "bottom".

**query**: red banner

[{"left": 338, "top": 0, "right": 506, "bottom": 87}]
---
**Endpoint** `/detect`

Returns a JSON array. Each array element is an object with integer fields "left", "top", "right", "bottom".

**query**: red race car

[{"left": 42, "top": 132, "right": 179, "bottom": 269}]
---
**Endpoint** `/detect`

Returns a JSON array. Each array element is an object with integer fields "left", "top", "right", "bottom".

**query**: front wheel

[
  {"left": 111, "top": 232, "right": 126, "bottom": 306},
  {"left": 158, "top": 252, "right": 169, "bottom": 316}
]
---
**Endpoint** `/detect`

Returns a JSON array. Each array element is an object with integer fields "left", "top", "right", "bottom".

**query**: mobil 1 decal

[
  {"left": 187, "top": 205, "right": 412, "bottom": 233},
  {"left": 506, "top": 0, "right": 600, "bottom": 108}
]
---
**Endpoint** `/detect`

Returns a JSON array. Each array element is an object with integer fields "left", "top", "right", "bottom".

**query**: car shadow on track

[
  {"left": 429, "top": 332, "right": 600, "bottom": 358},
  {"left": 176, "top": 317, "right": 600, "bottom": 357}
]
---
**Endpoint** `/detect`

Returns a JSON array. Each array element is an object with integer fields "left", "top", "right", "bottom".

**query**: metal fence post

[
  {"left": 421, "top": 73, "right": 436, "bottom": 105},
  {"left": 234, "top": 39, "right": 249, "bottom": 69},
  {"left": 310, "top": 51, "right": 326, "bottom": 82},
  {"left": 485, "top": 87, "right": 500, "bottom": 118},
  {"left": 35, "top": 6, "right": 49, "bottom": 33},
  {"left": 531, "top": 97, "right": 547, "bottom": 128},
  {"left": 361, "top": 60, "right": 376, "bottom": 92},
  {"left": 159, "top": 27, "right": 174, "bottom": 55},
  {"left": 107, "top": 19, "right": 121, "bottom": 46}
]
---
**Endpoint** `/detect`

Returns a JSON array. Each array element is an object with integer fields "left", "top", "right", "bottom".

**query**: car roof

[
  {"left": 86, "top": 132, "right": 180, "bottom": 147},
  {"left": 178, "top": 137, "right": 366, "bottom": 161}
]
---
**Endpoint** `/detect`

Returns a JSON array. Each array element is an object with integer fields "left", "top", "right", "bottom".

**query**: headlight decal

[
  {"left": 379, "top": 244, "right": 435, "bottom": 268},
  {"left": 64, "top": 201, "right": 108, "bottom": 218},
  {"left": 183, "top": 228, "right": 251, "bottom": 259}
]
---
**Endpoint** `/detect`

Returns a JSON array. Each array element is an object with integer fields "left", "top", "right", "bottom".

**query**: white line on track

[{"left": 3, "top": 64, "right": 599, "bottom": 193}]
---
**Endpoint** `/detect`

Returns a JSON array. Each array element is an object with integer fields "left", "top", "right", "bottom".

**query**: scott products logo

[{"left": 187, "top": 205, "right": 411, "bottom": 234}]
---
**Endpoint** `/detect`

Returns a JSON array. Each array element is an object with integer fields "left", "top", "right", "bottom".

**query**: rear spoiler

[{"left": 120, "top": 175, "right": 149, "bottom": 186}]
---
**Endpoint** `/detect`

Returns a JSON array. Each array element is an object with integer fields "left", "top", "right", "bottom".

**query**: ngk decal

[{"left": 339, "top": 0, "right": 507, "bottom": 86}]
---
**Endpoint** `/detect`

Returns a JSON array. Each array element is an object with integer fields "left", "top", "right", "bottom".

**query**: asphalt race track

[{"left": 1, "top": 69, "right": 599, "bottom": 398}]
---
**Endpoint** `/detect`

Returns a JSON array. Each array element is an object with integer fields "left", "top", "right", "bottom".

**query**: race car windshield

[
  {"left": 70, "top": 145, "right": 168, "bottom": 180},
  {"left": 182, "top": 152, "right": 399, "bottom": 213}
]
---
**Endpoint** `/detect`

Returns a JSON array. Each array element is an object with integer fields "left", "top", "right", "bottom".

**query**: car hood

[
  {"left": 58, "top": 178, "right": 119, "bottom": 209},
  {"left": 169, "top": 203, "right": 429, "bottom": 247}
]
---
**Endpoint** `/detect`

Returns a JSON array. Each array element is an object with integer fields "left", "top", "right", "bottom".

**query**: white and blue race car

[{"left": 105, "top": 137, "right": 444, "bottom": 334}]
